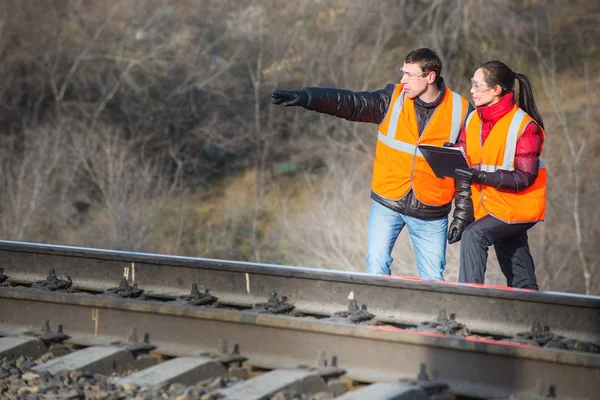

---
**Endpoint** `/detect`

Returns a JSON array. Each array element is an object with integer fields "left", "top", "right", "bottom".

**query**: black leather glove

[
  {"left": 271, "top": 89, "right": 308, "bottom": 107},
  {"left": 449, "top": 170, "right": 475, "bottom": 244},
  {"left": 455, "top": 167, "right": 487, "bottom": 185},
  {"left": 448, "top": 217, "right": 468, "bottom": 244}
]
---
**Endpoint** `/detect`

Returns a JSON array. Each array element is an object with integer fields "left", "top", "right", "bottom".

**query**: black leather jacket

[{"left": 302, "top": 82, "right": 472, "bottom": 221}]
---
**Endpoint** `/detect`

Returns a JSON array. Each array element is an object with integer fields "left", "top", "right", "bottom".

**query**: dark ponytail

[
  {"left": 481, "top": 61, "right": 544, "bottom": 129},
  {"left": 514, "top": 72, "right": 544, "bottom": 129}
]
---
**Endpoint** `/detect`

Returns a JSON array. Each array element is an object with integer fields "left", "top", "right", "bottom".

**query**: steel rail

[
  {"left": 1, "top": 287, "right": 599, "bottom": 399},
  {"left": 0, "top": 240, "right": 599, "bottom": 344}
]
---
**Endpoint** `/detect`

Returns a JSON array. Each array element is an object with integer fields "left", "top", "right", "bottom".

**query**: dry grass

[{"left": 161, "top": 160, "right": 509, "bottom": 286}]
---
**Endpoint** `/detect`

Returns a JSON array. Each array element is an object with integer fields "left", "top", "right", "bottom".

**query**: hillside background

[{"left": 1, "top": 0, "right": 598, "bottom": 295}]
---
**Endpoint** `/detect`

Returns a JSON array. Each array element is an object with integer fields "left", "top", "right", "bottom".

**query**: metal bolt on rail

[
  {"left": 512, "top": 320, "right": 554, "bottom": 346},
  {"left": 177, "top": 283, "right": 218, "bottom": 306},
  {"left": 104, "top": 278, "right": 144, "bottom": 298},
  {"left": 417, "top": 363, "right": 429, "bottom": 381},
  {"left": 399, "top": 364, "right": 452, "bottom": 397},
  {"left": 304, "top": 350, "right": 346, "bottom": 380},
  {"left": 315, "top": 349, "right": 327, "bottom": 368},
  {"left": 123, "top": 328, "right": 155, "bottom": 354},
  {"left": 317, "top": 359, "right": 345, "bottom": 380},
  {"left": 218, "top": 338, "right": 228, "bottom": 355},
  {"left": 32, "top": 269, "right": 72, "bottom": 292},
  {"left": 332, "top": 299, "right": 374, "bottom": 323},
  {"left": 39, "top": 320, "right": 69, "bottom": 343},
  {"left": 0, "top": 268, "right": 8, "bottom": 284},
  {"left": 41, "top": 319, "right": 51, "bottom": 334},
  {"left": 216, "top": 340, "right": 247, "bottom": 366},
  {"left": 410, "top": 309, "right": 469, "bottom": 337},
  {"left": 128, "top": 327, "right": 140, "bottom": 343},
  {"left": 509, "top": 320, "right": 599, "bottom": 353},
  {"left": 253, "top": 291, "right": 295, "bottom": 314}
]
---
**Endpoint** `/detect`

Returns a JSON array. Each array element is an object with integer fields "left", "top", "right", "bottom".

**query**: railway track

[
  {"left": 0, "top": 319, "right": 449, "bottom": 400},
  {"left": 0, "top": 240, "right": 599, "bottom": 399}
]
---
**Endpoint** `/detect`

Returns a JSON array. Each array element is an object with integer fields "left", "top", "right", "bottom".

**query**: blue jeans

[{"left": 366, "top": 200, "right": 447, "bottom": 280}]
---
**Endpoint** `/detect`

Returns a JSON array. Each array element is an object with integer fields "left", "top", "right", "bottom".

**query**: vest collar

[
  {"left": 477, "top": 91, "right": 515, "bottom": 123},
  {"left": 414, "top": 78, "right": 446, "bottom": 109}
]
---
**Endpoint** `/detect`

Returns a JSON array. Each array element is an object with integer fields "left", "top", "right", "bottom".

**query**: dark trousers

[{"left": 459, "top": 215, "right": 538, "bottom": 289}]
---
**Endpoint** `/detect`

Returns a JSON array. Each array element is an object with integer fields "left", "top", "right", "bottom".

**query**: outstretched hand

[{"left": 271, "top": 89, "right": 308, "bottom": 107}]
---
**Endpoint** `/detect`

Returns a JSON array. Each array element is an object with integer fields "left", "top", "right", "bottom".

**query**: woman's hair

[{"left": 480, "top": 60, "right": 544, "bottom": 129}]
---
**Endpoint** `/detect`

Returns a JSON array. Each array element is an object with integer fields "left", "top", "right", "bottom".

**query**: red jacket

[{"left": 456, "top": 92, "right": 543, "bottom": 191}]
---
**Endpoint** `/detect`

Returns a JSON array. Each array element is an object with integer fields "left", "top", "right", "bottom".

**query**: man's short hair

[{"left": 405, "top": 48, "right": 442, "bottom": 81}]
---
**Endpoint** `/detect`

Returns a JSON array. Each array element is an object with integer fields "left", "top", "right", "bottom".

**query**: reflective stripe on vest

[
  {"left": 377, "top": 90, "right": 465, "bottom": 155},
  {"left": 480, "top": 160, "right": 545, "bottom": 173},
  {"left": 464, "top": 110, "right": 476, "bottom": 132},
  {"left": 479, "top": 109, "right": 526, "bottom": 172},
  {"left": 372, "top": 84, "right": 469, "bottom": 203},
  {"left": 465, "top": 106, "right": 546, "bottom": 223}
]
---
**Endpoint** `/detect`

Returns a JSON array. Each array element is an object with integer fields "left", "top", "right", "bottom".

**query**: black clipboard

[{"left": 418, "top": 144, "right": 470, "bottom": 179}]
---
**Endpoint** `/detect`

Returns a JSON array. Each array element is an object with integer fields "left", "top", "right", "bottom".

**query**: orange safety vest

[
  {"left": 373, "top": 84, "right": 469, "bottom": 205},
  {"left": 465, "top": 105, "right": 546, "bottom": 223}
]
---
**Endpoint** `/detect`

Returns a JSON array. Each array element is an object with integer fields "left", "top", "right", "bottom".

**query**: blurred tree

[{"left": 0, "top": 0, "right": 597, "bottom": 294}]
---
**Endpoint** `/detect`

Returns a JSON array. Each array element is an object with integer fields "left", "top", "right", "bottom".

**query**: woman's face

[{"left": 470, "top": 68, "right": 498, "bottom": 107}]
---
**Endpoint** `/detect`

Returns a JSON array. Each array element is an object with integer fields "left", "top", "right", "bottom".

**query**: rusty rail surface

[
  {"left": 1, "top": 287, "right": 599, "bottom": 399},
  {"left": 0, "top": 240, "right": 598, "bottom": 344}
]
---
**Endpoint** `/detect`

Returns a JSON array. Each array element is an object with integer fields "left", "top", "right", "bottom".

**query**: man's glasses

[
  {"left": 471, "top": 78, "right": 492, "bottom": 93},
  {"left": 400, "top": 70, "right": 429, "bottom": 81}
]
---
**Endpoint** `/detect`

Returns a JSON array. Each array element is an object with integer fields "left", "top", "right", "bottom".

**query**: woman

[{"left": 449, "top": 60, "right": 546, "bottom": 289}]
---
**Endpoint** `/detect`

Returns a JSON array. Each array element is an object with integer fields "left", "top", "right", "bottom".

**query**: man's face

[
  {"left": 400, "top": 62, "right": 430, "bottom": 99},
  {"left": 470, "top": 68, "right": 497, "bottom": 107}
]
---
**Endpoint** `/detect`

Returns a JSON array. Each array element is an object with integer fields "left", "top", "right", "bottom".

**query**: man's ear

[{"left": 427, "top": 71, "right": 437, "bottom": 84}]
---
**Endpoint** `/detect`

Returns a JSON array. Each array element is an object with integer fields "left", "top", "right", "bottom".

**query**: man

[{"left": 271, "top": 48, "right": 472, "bottom": 280}]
